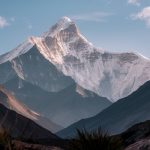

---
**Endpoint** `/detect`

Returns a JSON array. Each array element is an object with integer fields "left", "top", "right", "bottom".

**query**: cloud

[
  {"left": 128, "top": 0, "right": 141, "bottom": 6},
  {"left": 132, "top": 7, "right": 150, "bottom": 27},
  {"left": 0, "top": 16, "right": 9, "bottom": 28},
  {"left": 70, "top": 12, "right": 113, "bottom": 22}
]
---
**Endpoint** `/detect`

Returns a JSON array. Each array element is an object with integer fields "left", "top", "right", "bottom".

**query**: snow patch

[{"left": 0, "top": 38, "right": 34, "bottom": 64}]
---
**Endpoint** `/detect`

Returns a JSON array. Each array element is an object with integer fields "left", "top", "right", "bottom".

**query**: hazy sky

[{"left": 0, "top": 0, "right": 150, "bottom": 57}]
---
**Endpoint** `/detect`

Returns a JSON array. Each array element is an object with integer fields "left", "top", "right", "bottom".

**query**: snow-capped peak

[
  {"left": 0, "top": 38, "right": 35, "bottom": 64},
  {"left": 58, "top": 16, "right": 72, "bottom": 25},
  {"left": 43, "top": 16, "right": 75, "bottom": 37},
  {"left": 54, "top": 16, "right": 73, "bottom": 30},
  {"left": 0, "top": 17, "right": 77, "bottom": 64}
]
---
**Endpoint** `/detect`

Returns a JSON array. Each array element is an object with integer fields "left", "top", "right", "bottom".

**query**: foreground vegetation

[
  {"left": 67, "top": 129, "right": 123, "bottom": 150},
  {"left": 0, "top": 127, "right": 124, "bottom": 150},
  {"left": 0, "top": 128, "right": 12, "bottom": 150}
]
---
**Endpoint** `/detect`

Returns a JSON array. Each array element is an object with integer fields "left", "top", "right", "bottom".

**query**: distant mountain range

[{"left": 57, "top": 81, "right": 150, "bottom": 138}]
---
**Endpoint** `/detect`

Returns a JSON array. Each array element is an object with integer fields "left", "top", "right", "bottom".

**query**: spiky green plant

[{"left": 67, "top": 129, "right": 123, "bottom": 150}]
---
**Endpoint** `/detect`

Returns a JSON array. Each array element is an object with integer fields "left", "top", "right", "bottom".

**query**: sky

[{"left": 0, "top": 0, "right": 150, "bottom": 57}]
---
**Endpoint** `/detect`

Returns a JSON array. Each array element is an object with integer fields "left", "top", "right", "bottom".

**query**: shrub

[{"left": 67, "top": 128, "right": 123, "bottom": 150}]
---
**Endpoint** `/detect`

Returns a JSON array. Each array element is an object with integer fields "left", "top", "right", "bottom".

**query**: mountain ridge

[
  {"left": 57, "top": 81, "right": 150, "bottom": 138},
  {"left": 3, "top": 77, "right": 111, "bottom": 127},
  {"left": 0, "top": 85, "right": 62, "bottom": 132},
  {"left": 0, "top": 103, "right": 59, "bottom": 140}
]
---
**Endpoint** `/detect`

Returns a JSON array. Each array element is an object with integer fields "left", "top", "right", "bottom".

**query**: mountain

[
  {"left": 57, "top": 81, "right": 150, "bottom": 138},
  {"left": 119, "top": 120, "right": 150, "bottom": 149},
  {"left": 3, "top": 78, "right": 111, "bottom": 127},
  {"left": 0, "top": 86, "right": 62, "bottom": 132},
  {"left": 0, "top": 44, "right": 74, "bottom": 93},
  {"left": 0, "top": 16, "right": 150, "bottom": 129},
  {"left": 0, "top": 17, "right": 150, "bottom": 102},
  {"left": 0, "top": 103, "right": 59, "bottom": 141},
  {"left": 0, "top": 23, "right": 111, "bottom": 127}
]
